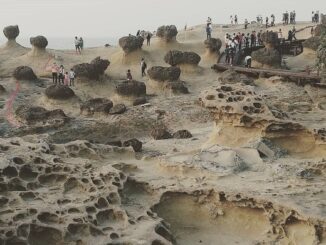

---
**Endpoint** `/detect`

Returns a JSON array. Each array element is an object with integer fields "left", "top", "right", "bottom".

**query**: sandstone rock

[
  {"left": 156, "top": 25, "right": 178, "bottom": 42},
  {"left": 115, "top": 80, "right": 146, "bottom": 97},
  {"left": 133, "top": 97, "right": 147, "bottom": 106},
  {"left": 204, "top": 38, "right": 222, "bottom": 53},
  {"left": 164, "top": 50, "right": 201, "bottom": 66},
  {"left": 13, "top": 66, "right": 37, "bottom": 81},
  {"left": 252, "top": 48, "right": 281, "bottom": 68},
  {"left": 90, "top": 56, "right": 110, "bottom": 75},
  {"left": 151, "top": 127, "right": 172, "bottom": 140},
  {"left": 173, "top": 130, "right": 192, "bottom": 139},
  {"left": 109, "top": 104, "right": 127, "bottom": 114},
  {"left": 219, "top": 69, "right": 254, "bottom": 85},
  {"left": 147, "top": 66, "right": 181, "bottom": 82},
  {"left": 73, "top": 57, "right": 110, "bottom": 80},
  {"left": 106, "top": 141, "right": 122, "bottom": 147},
  {"left": 123, "top": 138, "right": 142, "bottom": 152},
  {"left": 261, "top": 31, "right": 279, "bottom": 47},
  {"left": 30, "top": 36, "right": 48, "bottom": 49},
  {"left": 3, "top": 25, "right": 19, "bottom": 40},
  {"left": 15, "top": 105, "right": 68, "bottom": 125},
  {"left": 119, "top": 35, "right": 144, "bottom": 54},
  {"left": 164, "top": 81, "right": 189, "bottom": 94},
  {"left": 80, "top": 98, "right": 113, "bottom": 115},
  {"left": 45, "top": 85, "right": 75, "bottom": 100}
]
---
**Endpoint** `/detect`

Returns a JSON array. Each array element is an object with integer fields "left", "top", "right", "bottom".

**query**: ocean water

[{"left": 1, "top": 37, "right": 119, "bottom": 50}]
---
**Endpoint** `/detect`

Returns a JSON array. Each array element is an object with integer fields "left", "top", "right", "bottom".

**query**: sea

[{"left": 0, "top": 37, "right": 119, "bottom": 50}]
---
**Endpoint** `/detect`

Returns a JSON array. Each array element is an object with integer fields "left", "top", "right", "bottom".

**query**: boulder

[
  {"left": 164, "top": 50, "right": 201, "bottom": 66},
  {"left": 164, "top": 81, "right": 189, "bottom": 94},
  {"left": 261, "top": 31, "right": 279, "bottom": 47},
  {"left": 156, "top": 25, "right": 178, "bottom": 42},
  {"left": 90, "top": 57, "right": 110, "bottom": 75},
  {"left": 315, "top": 24, "right": 326, "bottom": 37},
  {"left": 13, "top": 66, "right": 37, "bottom": 81},
  {"left": 45, "top": 85, "right": 75, "bottom": 100},
  {"left": 73, "top": 57, "right": 110, "bottom": 80},
  {"left": 123, "top": 138, "right": 142, "bottom": 152},
  {"left": 3, "top": 25, "right": 19, "bottom": 40},
  {"left": 115, "top": 80, "right": 146, "bottom": 97},
  {"left": 15, "top": 105, "right": 68, "bottom": 125},
  {"left": 252, "top": 48, "right": 281, "bottom": 68},
  {"left": 109, "top": 104, "right": 127, "bottom": 114},
  {"left": 219, "top": 69, "right": 254, "bottom": 85},
  {"left": 30, "top": 36, "right": 48, "bottom": 49},
  {"left": 133, "top": 97, "right": 147, "bottom": 106},
  {"left": 204, "top": 38, "right": 222, "bottom": 53},
  {"left": 80, "top": 98, "right": 113, "bottom": 115},
  {"left": 173, "top": 130, "right": 192, "bottom": 139},
  {"left": 147, "top": 66, "right": 181, "bottom": 82},
  {"left": 119, "top": 35, "right": 144, "bottom": 54},
  {"left": 151, "top": 127, "right": 172, "bottom": 140}
]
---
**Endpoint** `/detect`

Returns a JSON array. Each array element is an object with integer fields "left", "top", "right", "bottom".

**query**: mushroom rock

[
  {"left": 164, "top": 50, "right": 201, "bottom": 66},
  {"left": 156, "top": 25, "right": 178, "bottom": 43},
  {"left": 118, "top": 35, "right": 144, "bottom": 54},
  {"left": 204, "top": 38, "right": 222, "bottom": 56},
  {"left": 12, "top": 66, "right": 38, "bottom": 81},
  {"left": 28, "top": 35, "right": 48, "bottom": 56},
  {"left": 45, "top": 84, "right": 75, "bottom": 100}
]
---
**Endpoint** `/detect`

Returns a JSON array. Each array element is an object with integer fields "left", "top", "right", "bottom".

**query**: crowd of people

[
  {"left": 282, "top": 11, "right": 296, "bottom": 25},
  {"left": 50, "top": 62, "right": 76, "bottom": 86},
  {"left": 74, "top": 36, "right": 84, "bottom": 54},
  {"left": 230, "top": 15, "right": 239, "bottom": 25}
]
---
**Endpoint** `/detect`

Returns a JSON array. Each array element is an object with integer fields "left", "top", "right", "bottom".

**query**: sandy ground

[{"left": 0, "top": 21, "right": 325, "bottom": 245}]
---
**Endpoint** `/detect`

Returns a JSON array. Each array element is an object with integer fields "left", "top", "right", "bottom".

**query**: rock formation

[
  {"left": 109, "top": 104, "right": 127, "bottom": 114},
  {"left": 218, "top": 69, "right": 254, "bottom": 86},
  {"left": 15, "top": 105, "right": 68, "bottom": 126},
  {"left": 204, "top": 38, "right": 222, "bottom": 58},
  {"left": 164, "top": 50, "right": 201, "bottom": 66},
  {"left": 252, "top": 32, "right": 281, "bottom": 68},
  {"left": 156, "top": 25, "right": 178, "bottom": 43},
  {"left": 73, "top": 57, "right": 110, "bottom": 80},
  {"left": 3, "top": 25, "right": 20, "bottom": 47},
  {"left": 151, "top": 127, "right": 172, "bottom": 140},
  {"left": 28, "top": 35, "right": 48, "bottom": 56},
  {"left": 12, "top": 66, "right": 37, "bottom": 81},
  {"left": 123, "top": 138, "right": 142, "bottom": 152},
  {"left": 147, "top": 66, "right": 189, "bottom": 94},
  {"left": 119, "top": 35, "right": 144, "bottom": 54},
  {"left": 45, "top": 84, "right": 75, "bottom": 100},
  {"left": 173, "top": 130, "right": 192, "bottom": 139},
  {"left": 80, "top": 98, "right": 113, "bottom": 116},
  {"left": 115, "top": 80, "right": 146, "bottom": 98},
  {"left": 0, "top": 85, "right": 5, "bottom": 94}
]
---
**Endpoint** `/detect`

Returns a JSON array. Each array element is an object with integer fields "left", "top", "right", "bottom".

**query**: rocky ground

[{"left": 0, "top": 21, "right": 325, "bottom": 245}]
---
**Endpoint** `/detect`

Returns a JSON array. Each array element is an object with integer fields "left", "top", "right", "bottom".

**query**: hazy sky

[{"left": 0, "top": 0, "right": 324, "bottom": 38}]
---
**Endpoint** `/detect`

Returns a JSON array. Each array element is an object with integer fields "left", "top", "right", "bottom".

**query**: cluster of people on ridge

[
  {"left": 282, "top": 11, "right": 296, "bottom": 25},
  {"left": 50, "top": 62, "right": 76, "bottom": 86},
  {"left": 136, "top": 30, "right": 152, "bottom": 46},
  {"left": 312, "top": 11, "right": 321, "bottom": 23},
  {"left": 74, "top": 36, "right": 84, "bottom": 54}
]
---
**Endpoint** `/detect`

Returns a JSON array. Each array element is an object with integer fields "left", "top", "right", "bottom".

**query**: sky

[{"left": 0, "top": 0, "right": 324, "bottom": 39}]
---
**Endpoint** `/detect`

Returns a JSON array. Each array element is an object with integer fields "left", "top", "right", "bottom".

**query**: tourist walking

[
  {"left": 69, "top": 69, "right": 75, "bottom": 86},
  {"left": 230, "top": 15, "right": 234, "bottom": 25},
  {"left": 140, "top": 58, "right": 147, "bottom": 77},
  {"left": 58, "top": 65, "right": 65, "bottom": 84},
  {"left": 271, "top": 14, "right": 275, "bottom": 26},
  {"left": 235, "top": 15, "right": 238, "bottom": 25},
  {"left": 127, "top": 69, "right": 133, "bottom": 80},
  {"left": 146, "top": 33, "right": 151, "bottom": 46},
  {"left": 75, "top": 37, "right": 81, "bottom": 54},
  {"left": 51, "top": 62, "right": 59, "bottom": 84},
  {"left": 266, "top": 17, "right": 269, "bottom": 28},
  {"left": 244, "top": 19, "right": 249, "bottom": 29}
]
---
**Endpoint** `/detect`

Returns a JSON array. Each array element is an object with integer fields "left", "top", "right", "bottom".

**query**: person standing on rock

[
  {"left": 69, "top": 69, "right": 75, "bottom": 86},
  {"left": 206, "top": 24, "right": 212, "bottom": 40},
  {"left": 58, "top": 65, "right": 65, "bottom": 84},
  {"left": 244, "top": 19, "right": 249, "bottom": 29},
  {"left": 271, "top": 14, "right": 275, "bottom": 26},
  {"left": 245, "top": 55, "right": 252, "bottom": 68},
  {"left": 75, "top": 37, "right": 81, "bottom": 54},
  {"left": 235, "top": 15, "right": 238, "bottom": 25},
  {"left": 146, "top": 33, "right": 151, "bottom": 46},
  {"left": 140, "top": 58, "right": 147, "bottom": 77},
  {"left": 127, "top": 69, "right": 133, "bottom": 81},
  {"left": 51, "top": 62, "right": 59, "bottom": 84}
]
